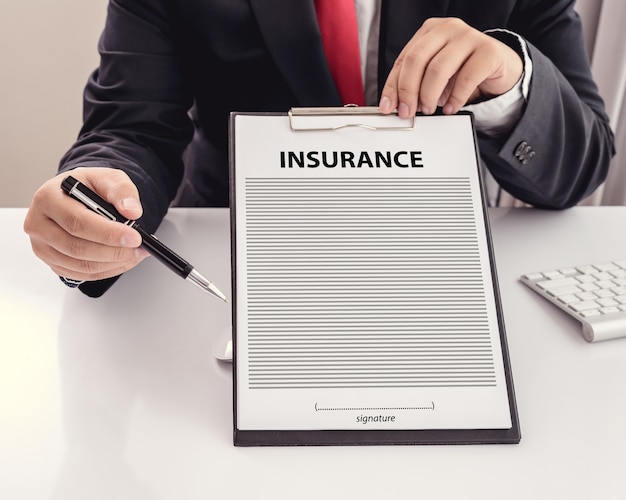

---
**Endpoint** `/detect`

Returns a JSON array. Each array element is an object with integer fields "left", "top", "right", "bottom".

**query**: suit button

[{"left": 514, "top": 141, "right": 535, "bottom": 164}]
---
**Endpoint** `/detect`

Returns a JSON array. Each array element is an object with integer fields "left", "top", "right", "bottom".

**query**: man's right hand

[{"left": 24, "top": 167, "right": 150, "bottom": 283}]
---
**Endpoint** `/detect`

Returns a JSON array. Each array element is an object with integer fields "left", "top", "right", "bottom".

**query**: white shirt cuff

[{"left": 462, "top": 29, "right": 533, "bottom": 137}]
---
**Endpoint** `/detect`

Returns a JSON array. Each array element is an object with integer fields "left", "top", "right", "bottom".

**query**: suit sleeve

[
  {"left": 58, "top": 0, "right": 194, "bottom": 233},
  {"left": 56, "top": 0, "right": 193, "bottom": 297},
  {"left": 478, "top": 0, "right": 615, "bottom": 209}
]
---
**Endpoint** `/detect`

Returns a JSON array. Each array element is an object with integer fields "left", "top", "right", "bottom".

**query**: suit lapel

[{"left": 248, "top": 0, "right": 342, "bottom": 106}]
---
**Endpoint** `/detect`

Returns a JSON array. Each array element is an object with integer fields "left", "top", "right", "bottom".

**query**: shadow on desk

[{"left": 51, "top": 220, "right": 232, "bottom": 499}]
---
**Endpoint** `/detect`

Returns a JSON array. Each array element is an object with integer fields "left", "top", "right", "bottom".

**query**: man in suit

[{"left": 24, "top": 0, "right": 615, "bottom": 296}]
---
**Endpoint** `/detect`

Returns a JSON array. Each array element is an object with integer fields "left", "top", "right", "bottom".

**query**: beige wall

[
  {"left": 0, "top": 0, "right": 603, "bottom": 207},
  {"left": 0, "top": 1, "right": 107, "bottom": 207}
]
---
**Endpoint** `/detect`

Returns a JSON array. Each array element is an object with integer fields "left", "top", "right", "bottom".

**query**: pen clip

[
  {"left": 72, "top": 189, "right": 118, "bottom": 221},
  {"left": 61, "top": 175, "right": 126, "bottom": 223}
]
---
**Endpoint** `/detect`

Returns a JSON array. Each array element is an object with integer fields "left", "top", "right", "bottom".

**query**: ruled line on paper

[{"left": 243, "top": 178, "right": 495, "bottom": 389}]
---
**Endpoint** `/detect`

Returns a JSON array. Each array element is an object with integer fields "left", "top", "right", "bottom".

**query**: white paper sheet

[{"left": 232, "top": 112, "right": 512, "bottom": 432}]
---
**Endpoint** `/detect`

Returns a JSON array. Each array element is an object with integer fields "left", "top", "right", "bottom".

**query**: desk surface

[{"left": 1, "top": 207, "right": 625, "bottom": 500}]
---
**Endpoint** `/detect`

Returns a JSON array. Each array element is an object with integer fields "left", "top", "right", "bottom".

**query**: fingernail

[
  {"left": 379, "top": 96, "right": 391, "bottom": 113},
  {"left": 121, "top": 198, "right": 141, "bottom": 212},
  {"left": 120, "top": 233, "right": 141, "bottom": 248},
  {"left": 398, "top": 103, "right": 410, "bottom": 118},
  {"left": 135, "top": 248, "right": 150, "bottom": 260},
  {"left": 420, "top": 106, "right": 431, "bottom": 115}
]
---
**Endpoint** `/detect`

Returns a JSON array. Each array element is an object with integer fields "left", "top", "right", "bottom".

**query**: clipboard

[{"left": 229, "top": 107, "right": 520, "bottom": 446}]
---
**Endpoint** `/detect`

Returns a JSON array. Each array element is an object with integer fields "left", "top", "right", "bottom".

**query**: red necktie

[{"left": 314, "top": 0, "right": 365, "bottom": 106}]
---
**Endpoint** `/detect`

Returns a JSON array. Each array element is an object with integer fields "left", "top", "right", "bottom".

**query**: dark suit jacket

[{"left": 59, "top": 0, "right": 614, "bottom": 295}]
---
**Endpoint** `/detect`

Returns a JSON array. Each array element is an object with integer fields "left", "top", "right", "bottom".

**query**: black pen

[{"left": 61, "top": 175, "right": 228, "bottom": 302}]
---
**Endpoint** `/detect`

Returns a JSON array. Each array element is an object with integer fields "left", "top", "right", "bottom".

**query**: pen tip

[
  {"left": 186, "top": 269, "right": 228, "bottom": 302},
  {"left": 210, "top": 284, "right": 228, "bottom": 303}
]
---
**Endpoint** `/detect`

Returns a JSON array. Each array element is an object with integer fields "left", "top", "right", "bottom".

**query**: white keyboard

[{"left": 520, "top": 261, "right": 626, "bottom": 342}]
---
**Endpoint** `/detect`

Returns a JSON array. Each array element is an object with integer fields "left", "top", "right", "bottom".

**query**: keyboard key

[
  {"left": 537, "top": 277, "right": 580, "bottom": 290},
  {"left": 597, "top": 298, "right": 619, "bottom": 307},
  {"left": 558, "top": 267, "right": 578, "bottom": 276},
  {"left": 578, "top": 282, "right": 599, "bottom": 292},
  {"left": 592, "top": 272, "right": 613, "bottom": 281},
  {"left": 580, "top": 309, "right": 602, "bottom": 318},
  {"left": 569, "top": 301, "right": 601, "bottom": 312},
  {"left": 596, "top": 280, "right": 615, "bottom": 290},
  {"left": 543, "top": 270, "right": 564, "bottom": 279},
  {"left": 594, "top": 263, "right": 618, "bottom": 272},
  {"left": 523, "top": 273, "right": 544, "bottom": 281},
  {"left": 594, "top": 289, "right": 615, "bottom": 298},
  {"left": 558, "top": 294, "right": 579, "bottom": 305},
  {"left": 577, "top": 265, "right": 597, "bottom": 274},
  {"left": 601, "top": 307, "right": 620, "bottom": 315},
  {"left": 547, "top": 285, "right": 581, "bottom": 297},
  {"left": 576, "top": 274, "right": 597, "bottom": 283}
]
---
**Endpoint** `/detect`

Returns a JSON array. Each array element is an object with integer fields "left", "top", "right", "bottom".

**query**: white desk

[{"left": 1, "top": 207, "right": 625, "bottom": 500}]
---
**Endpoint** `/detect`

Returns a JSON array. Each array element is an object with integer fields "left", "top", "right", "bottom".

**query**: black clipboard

[{"left": 229, "top": 107, "right": 520, "bottom": 446}]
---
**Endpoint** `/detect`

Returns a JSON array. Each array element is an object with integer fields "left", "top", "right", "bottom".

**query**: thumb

[{"left": 80, "top": 167, "right": 144, "bottom": 221}]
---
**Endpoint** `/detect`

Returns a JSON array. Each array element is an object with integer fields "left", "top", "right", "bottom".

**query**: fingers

[
  {"left": 37, "top": 236, "right": 148, "bottom": 282},
  {"left": 24, "top": 167, "right": 149, "bottom": 282},
  {"left": 32, "top": 212, "right": 148, "bottom": 280},
  {"left": 421, "top": 43, "right": 497, "bottom": 115},
  {"left": 380, "top": 19, "right": 445, "bottom": 117},
  {"left": 379, "top": 18, "right": 523, "bottom": 119}
]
